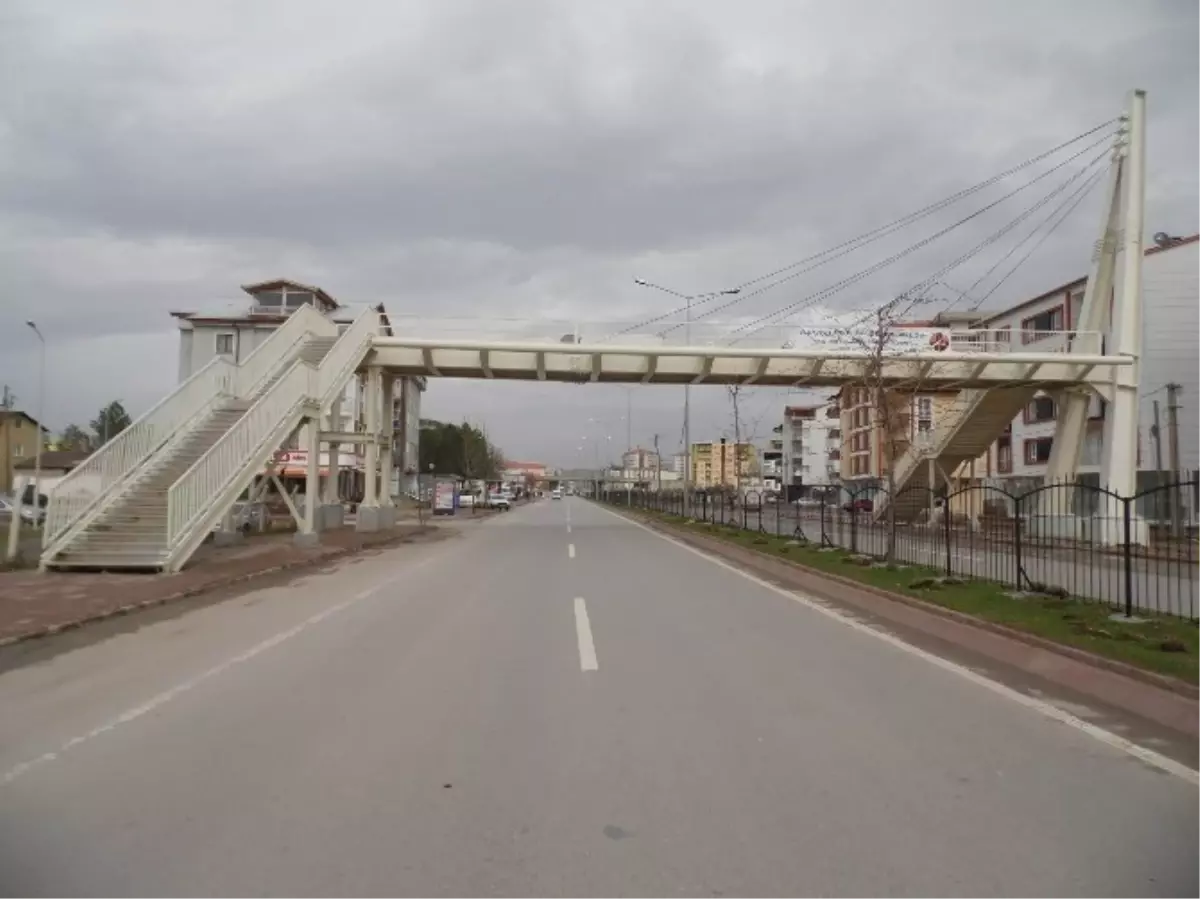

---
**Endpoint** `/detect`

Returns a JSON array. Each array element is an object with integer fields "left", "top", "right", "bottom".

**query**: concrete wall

[{"left": 177, "top": 322, "right": 281, "bottom": 381}]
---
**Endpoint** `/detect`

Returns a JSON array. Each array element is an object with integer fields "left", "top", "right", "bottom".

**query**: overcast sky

[{"left": 1, "top": 0, "right": 1196, "bottom": 466}]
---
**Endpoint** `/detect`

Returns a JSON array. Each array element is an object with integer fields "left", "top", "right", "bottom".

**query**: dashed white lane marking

[
  {"left": 1, "top": 556, "right": 439, "bottom": 788},
  {"left": 568, "top": 543, "right": 576, "bottom": 559},
  {"left": 567, "top": 524, "right": 572, "bottom": 534},
  {"left": 592, "top": 503, "right": 1199, "bottom": 786},
  {"left": 574, "top": 598, "right": 599, "bottom": 672}
]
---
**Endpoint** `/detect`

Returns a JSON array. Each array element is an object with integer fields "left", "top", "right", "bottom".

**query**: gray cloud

[{"left": 0, "top": 0, "right": 1195, "bottom": 464}]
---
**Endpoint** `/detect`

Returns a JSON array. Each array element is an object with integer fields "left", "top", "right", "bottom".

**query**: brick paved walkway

[{"left": 0, "top": 523, "right": 441, "bottom": 645}]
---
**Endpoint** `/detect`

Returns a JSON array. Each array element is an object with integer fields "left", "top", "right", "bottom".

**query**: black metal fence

[{"left": 601, "top": 476, "right": 1199, "bottom": 621}]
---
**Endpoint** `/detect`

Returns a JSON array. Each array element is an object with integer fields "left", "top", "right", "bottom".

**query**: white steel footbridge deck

[{"left": 369, "top": 316, "right": 1119, "bottom": 390}]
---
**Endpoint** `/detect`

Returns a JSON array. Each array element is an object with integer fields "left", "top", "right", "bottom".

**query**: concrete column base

[
  {"left": 213, "top": 530, "right": 245, "bottom": 547},
  {"left": 293, "top": 531, "right": 320, "bottom": 548},
  {"left": 379, "top": 505, "right": 396, "bottom": 529},
  {"left": 318, "top": 504, "right": 345, "bottom": 530},
  {"left": 356, "top": 505, "right": 385, "bottom": 532}
]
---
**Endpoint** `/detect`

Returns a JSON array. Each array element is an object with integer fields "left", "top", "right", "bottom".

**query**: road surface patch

[{"left": 574, "top": 598, "right": 599, "bottom": 671}]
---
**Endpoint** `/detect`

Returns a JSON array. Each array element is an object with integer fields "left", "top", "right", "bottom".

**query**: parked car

[
  {"left": 551, "top": 488, "right": 563, "bottom": 500},
  {"left": 487, "top": 494, "right": 511, "bottom": 511},
  {"left": 0, "top": 494, "right": 45, "bottom": 526},
  {"left": 842, "top": 498, "right": 874, "bottom": 513}
]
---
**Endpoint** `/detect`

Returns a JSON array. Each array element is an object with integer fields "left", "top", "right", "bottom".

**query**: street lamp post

[
  {"left": 5, "top": 322, "right": 45, "bottom": 563},
  {"left": 633, "top": 279, "right": 739, "bottom": 517},
  {"left": 27, "top": 321, "right": 44, "bottom": 526}
]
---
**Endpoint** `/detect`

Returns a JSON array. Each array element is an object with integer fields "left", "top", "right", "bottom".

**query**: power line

[
  {"left": 729, "top": 118, "right": 1118, "bottom": 294},
  {"left": 720, "top": 143, "right": 1112, "bottom": 342},
  {"left": 679, "top": 130, "right": 1116, "bottom": 330},
  {"left": 873, "top": 155, "right": 1111, "bottom": 322},
  {"left": 964, "top": 165, "right": 1108, "bottom": 311},
  {"left": 612, "top": 120, "right": 1118, "bottom": 338}
]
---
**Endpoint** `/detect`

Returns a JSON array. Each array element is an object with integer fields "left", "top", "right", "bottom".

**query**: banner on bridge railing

[{"left": 783, "top": 327, "right": 984, "bottom": 355}]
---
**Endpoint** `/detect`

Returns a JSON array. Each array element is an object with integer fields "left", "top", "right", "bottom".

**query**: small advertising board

[{"left": 433, "top": 477, "right": 457, "bottom": 515}]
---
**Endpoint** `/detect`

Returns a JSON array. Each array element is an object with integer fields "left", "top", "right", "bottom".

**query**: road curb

[
  {"left": 626, "top": 511, "right": 1198, "bottom": 701},
  {"left": 0, "top": 527, "right": 440, "bottom": 650}
]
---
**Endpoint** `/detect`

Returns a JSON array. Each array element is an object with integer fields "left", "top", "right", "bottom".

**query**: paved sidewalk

[{"left": 0, "top": 523, "right": 443, "bottom": 645}]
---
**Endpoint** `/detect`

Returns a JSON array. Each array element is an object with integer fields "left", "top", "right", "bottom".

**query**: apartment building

[
  {"left": 840, "top": 385, "right": 963, "bottom": 487},
  {"left": 973, "top": 233, "right": 1198, "bottom": 490},
  {"left": 690, "top": 440, "right": 758, "bottom": 489},
  {"left": 780, "top": 403, "right": 841, "bottom": 493},
  {"left": 0, "top": 409, "right": 45, "bottom": 494},
  {"left": 621, "top": 447, "right": 661, "bottom": 476}
]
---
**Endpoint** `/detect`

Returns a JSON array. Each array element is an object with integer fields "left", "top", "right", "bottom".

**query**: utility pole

[
  {"left": 653, "top": 433, "right": 661, "bottom": 494},
  {"left": 1152, "top": 399, "right": 1170, "bottom": 536},
  {"left": 1166, "top": 383, "right": 1183, "bottom": 538},
  {"left": 683, "top": 297, "right": 691, "bottom": 516},
  {"left": 1, "top": 385, "right": 13, "bottom": 494},
  {"left": 4, "top": 384, "right": 22, "bottom": 563},
  {"left": 626, "top": 388, "right": 632, "bottom": 456}
]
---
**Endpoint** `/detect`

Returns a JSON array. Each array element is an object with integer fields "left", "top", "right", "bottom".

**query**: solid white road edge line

[
  {"left": 574, "top": 598, "right": 599, "bottom": 671},
  {"left": 593, "top": 503, "right": 1199, "bottom": 786},
  {"left": 1, "top": 554, "right": 442, "bottom": 789}
]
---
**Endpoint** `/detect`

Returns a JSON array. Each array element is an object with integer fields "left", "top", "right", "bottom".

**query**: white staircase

[
  {"left": 873, "top": 387, "right": 1037, "bottom": 523},
  {"left": 41, "top": 308, "right": 378, "bottom": 572}
]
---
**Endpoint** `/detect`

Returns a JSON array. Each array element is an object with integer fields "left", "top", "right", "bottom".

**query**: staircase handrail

[
  {"left": 42, "top": 356, "right": 236, "bottom": 556},
  {"left": 317, "top": 310, "right": 381, "bottom": 406},
  {"left": 166, "top": 360, "right": 318, "bottom": 547},
  {"left": 234, "top": 304, "right": 337, "bottom": 397},
  {"left": 888, "top": 389, "right": 985, "bottom": 489},
  {"left": 165, "top": 309, "right": 380, "bottom": 555}
]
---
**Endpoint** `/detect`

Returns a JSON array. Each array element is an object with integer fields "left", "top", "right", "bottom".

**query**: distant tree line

[
  {"left": 418, "top": 420, "right": 504, "bottom": 480},
  {"left": 51, "top": 401, "right": 134, "bottom": 452}
]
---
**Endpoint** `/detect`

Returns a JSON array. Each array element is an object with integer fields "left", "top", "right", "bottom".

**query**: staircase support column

[
  {"left": 357, "top": 366, "right": 385, "bottom": 532},
  {"left": 294, "top": 416, "right": 321, "bottom": 547},
  {"left": 377, "top": 376, "right": 397, "bottom": 528},
  {"left": 320, "top": 397, "right": 344, "bottom": 530}
]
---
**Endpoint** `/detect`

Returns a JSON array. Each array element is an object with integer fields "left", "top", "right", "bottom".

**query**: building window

[
  {"left": 916, "top": 397, "right": 933, "bottom": 432},
  {"left": 1021, "top": 306, "right": 1064, "bottom": 342},
  {"left": 994, "top": 326, "right": 1011, "bottom": 344},
  {"left": 215, "top": 333, "right": 235, "bottom": 356},
  {"left": 1024, "top": 395, "right": 1056, "bottom": 424},
  {"left": 997, "top": 436, "right": 1012, "bottom": 474},
  {"left": 284, "top": 291, "right": 314, "bottom": 309},
  {"left": 1024, "top": 437, "right": 1053, "bottom": 465},
  {"left": 253, "top": 290, "right": 285, "bottom": 308}
]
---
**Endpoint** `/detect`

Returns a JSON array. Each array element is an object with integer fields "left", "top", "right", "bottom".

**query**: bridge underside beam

[{"left": 369, "top": 341, "right": 1127, "bottom": 390}]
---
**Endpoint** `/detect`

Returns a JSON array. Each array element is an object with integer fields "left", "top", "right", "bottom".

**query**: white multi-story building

[
  {"left": 621, "top": 447, "right": 660, "bottom": 475},
  {"left": 671, "top": 452, "right": 688, "bottom": 475},
  {"left": 780, "top": 403, "right": 841, "bottom": 493},
  {"left": 172, "top": 279, "right": 425, "bottom": 499},
  {"left": 973, "top": 234, "right": 1197, "bottom": 490}
]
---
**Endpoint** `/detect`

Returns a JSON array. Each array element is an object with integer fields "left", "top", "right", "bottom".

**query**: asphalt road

[{"left": 0, "top": 499, "right": 1196, "bottom": 896}]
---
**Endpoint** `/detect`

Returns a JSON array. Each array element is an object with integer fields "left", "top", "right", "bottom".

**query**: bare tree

[
  {"left": 847, "top": 298, "right": 938, "bottom": 561},
  {"left": 726, "top": 384, "right": 743, "bottom": 498}
]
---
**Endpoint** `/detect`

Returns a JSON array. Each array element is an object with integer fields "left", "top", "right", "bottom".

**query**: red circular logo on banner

[{"left": 929, "top": 332, "right": 950, "bottom": 351}]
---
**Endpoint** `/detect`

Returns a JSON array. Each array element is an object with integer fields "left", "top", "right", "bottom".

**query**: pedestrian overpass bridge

[
  {"left": 37, "top": 88, "right": 1147, "bottom": 573},
  {"left": 35, "top": 309, "right": 1133, "bottom": 574}
]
